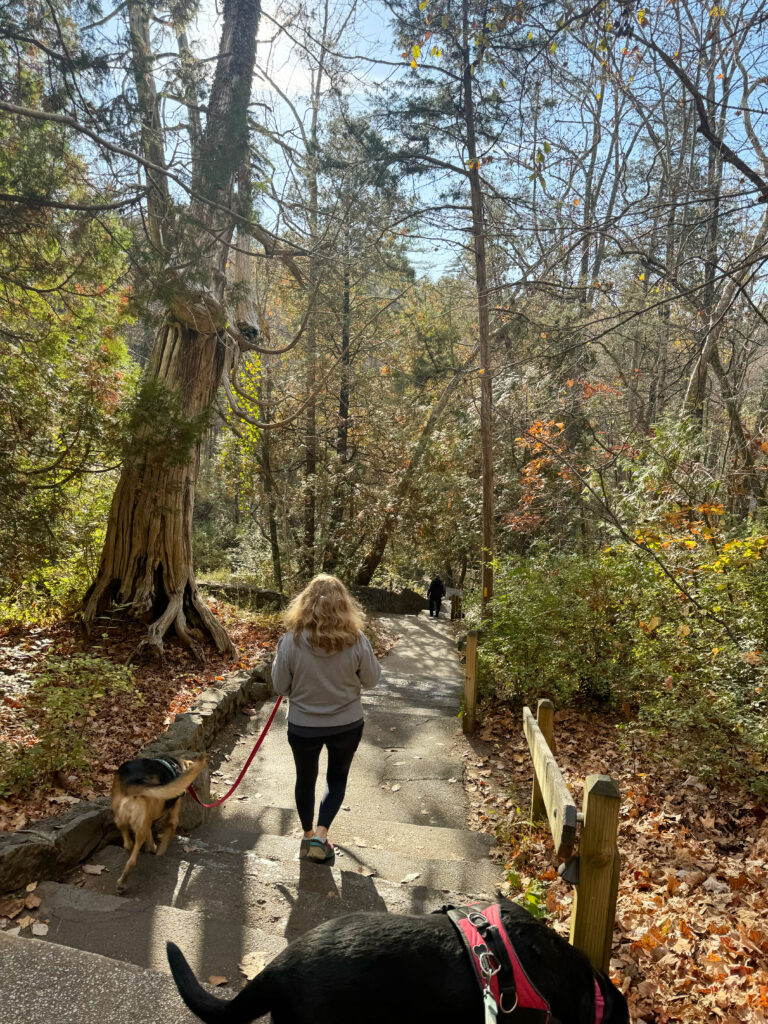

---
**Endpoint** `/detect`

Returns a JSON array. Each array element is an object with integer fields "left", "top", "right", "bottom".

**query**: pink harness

[{"left": 443, "top": 902, "right": 604, "bottom": 1024}]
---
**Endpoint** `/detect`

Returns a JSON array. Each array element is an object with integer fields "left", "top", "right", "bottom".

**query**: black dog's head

[{"left": 117, "top": 756, "right": 182, "bottom": 788}]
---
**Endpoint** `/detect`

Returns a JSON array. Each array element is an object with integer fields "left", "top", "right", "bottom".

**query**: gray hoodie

[{"left": 271, "top": 630, "right": 381, "bottom": 728}]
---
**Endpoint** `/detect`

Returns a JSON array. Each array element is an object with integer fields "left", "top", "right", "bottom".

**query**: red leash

[{"left": 187, "top": 695, "right": 283, "bottom": 808}]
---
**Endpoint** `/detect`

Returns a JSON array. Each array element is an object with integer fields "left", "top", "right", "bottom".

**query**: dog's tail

[
  {"left": 122, "top": 757, "right": 206, "bottom": 801},
  {"left": 167, "top": 942, "right": 270, "bottom": 1024}
]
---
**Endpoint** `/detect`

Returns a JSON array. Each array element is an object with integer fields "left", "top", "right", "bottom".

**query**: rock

[
  {"left": 198, "top": 583, "right": 286, "bottom": 611},
  {"left": 350, "top": 587, "right": 428, "bottom": 615},
  {"left": 0, "top": 799, "right": 113, "bottom": 893}
]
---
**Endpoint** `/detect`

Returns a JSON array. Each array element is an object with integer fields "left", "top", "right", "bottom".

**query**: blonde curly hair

[{"left": 284, "top": 574, "right": 366, "bottom": 652}]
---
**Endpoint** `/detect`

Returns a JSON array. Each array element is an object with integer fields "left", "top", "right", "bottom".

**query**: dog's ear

[
  {"left": 181, "top": 754, "right": 206, "bottom": 771},
  {"left": 171, "top": 751, "right": 206, "bottom": 768}
]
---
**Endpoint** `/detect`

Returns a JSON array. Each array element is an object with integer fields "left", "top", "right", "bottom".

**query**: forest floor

[
  {"left": 466, "top": 696, "right": 768, "bottom": 1024},
  {"left": 0, "top": 601, "right": 283, "bottom": 832}
]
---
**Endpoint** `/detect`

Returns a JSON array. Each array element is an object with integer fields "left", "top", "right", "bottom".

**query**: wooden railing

[
  {"left": 523, "top": 699, "right": 621, "bottom": 972},
  {"left": 462, "top": 629, "right": 479, "bottom": 734}
]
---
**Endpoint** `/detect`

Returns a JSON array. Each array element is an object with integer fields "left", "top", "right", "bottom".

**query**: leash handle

[{"left": 188, "top": 695, "right": 283, "bottom": 808}]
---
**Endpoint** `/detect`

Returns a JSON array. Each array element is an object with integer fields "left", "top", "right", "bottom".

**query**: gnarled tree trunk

[
  {"left": 84, "top": 321, "right": 231, "bottom": 655},
  {"left": 83, "top": 0, "right": 262, "bottom": 658}
]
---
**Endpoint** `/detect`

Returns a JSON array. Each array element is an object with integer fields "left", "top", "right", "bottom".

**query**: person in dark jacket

[{"left": 427, "top": 576, "right": 446, "bottom": 618}]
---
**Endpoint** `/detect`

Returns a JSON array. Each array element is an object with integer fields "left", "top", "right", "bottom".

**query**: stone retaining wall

[
  {"left": 0, "top": 659, "right": 273, "bottom": 894},
  {"left": 199, "top": 582, "right": 286, "bottom": 610},
  {"left": 200, "top": 581, "right": 428, "bottom": 616},
  {"left": 351, "top": 586, "right": 428, "bottom": 615}
]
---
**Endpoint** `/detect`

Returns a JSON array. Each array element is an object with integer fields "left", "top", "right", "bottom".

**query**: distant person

[
  {"left": 271, "top": 574, "right": 381, "bottom": 865},
  {"left": 427, "top": 575, "right": 446, "bottom": 618}
]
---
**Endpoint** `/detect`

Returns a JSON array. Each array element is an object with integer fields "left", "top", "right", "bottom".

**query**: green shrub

[
  {"left": 0, "top": 653, "right": 137, "bottom": 796},
  {"left": 483, "top": 543, "right": 768, "bottom": 794}
]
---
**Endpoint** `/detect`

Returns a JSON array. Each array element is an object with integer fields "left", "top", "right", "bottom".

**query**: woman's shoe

[{"left": 306, "top": 838, "right": 335, "bottom": 865}]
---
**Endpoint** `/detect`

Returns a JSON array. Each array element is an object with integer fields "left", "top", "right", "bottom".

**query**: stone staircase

[{"left": 1, "top": 613, "right": 503, "bottom": 1024}]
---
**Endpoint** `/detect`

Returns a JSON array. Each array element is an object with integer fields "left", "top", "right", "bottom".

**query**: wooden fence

[
  {"left": 462, "top": 629, "right": 479, "bottom": 734},
  {"left": 461, "top": 642, "right": 620, "bottom": 970},
  {"left": 523, "top": 699, "right": 621, "bottom": 972}
]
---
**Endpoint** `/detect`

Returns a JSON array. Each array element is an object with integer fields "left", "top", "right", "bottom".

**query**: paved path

[{"left": 1, "top": 612, "right": 501, "bottom": 1023}]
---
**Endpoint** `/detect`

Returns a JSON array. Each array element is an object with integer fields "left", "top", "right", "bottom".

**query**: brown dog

[{"left": 111, "top": 754, "right": 205, "bottom": 892}]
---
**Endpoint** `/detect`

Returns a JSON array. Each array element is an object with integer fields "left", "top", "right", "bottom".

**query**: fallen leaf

[
  {"left": 25, "top": 882, "right": 38, "bottom": 893},
  {"left": 0, "top": 900, "right": 25, "bottom": 919},
  {"left": 31, "top": 922, "right": 48, "bottom": 936},
  {"left": 239, "top": 952, "right": 268, "bottom": 980},
  {"left": 16, "top": 915, "right": 34, "bottom": 930},
  {"left": 400, "top": 872, "right": 420, "bottom": 884},
  {"left": 208, "top": 976, "right": 228, "bottom": 987},
  {"left": 391, "top": 784, "right": 401, "bottom": 792},
  {"left": 83, "top": 864, "right": 106, "bottom": 875},
  {"left": 24, "top": 894, "right": 41, "bottom": 910}
]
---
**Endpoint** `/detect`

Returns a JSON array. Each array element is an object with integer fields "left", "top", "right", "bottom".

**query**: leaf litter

[
  {"left": 464, "top": 696, "right": 768, "bottom": 1024},
  {"left": 0, "top": 604, "right": 282, "bottom": 831}
]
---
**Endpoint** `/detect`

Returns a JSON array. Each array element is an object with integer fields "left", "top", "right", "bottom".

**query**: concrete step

[
  {"left": 76, "top": 826, "right": 501, "bottom": 911},
  {"left": 0, "top": 931, "right": 208, "bottom": 1024},
  {"left": 364, "top": 671, "right": 462, "bottom": 711},
  {"left": 199, "top": 803, "right": 495, "bottom": 860},
  {"left": 376, "top": 614, "right": 464, "bottom": 685},
  {"left": 33, "top": 880, "right": 287, "bottom": 977},
  {"left": 211, "top": 777, "right": 472, "bottom": 830},
  {"left": 36, "top": 831, "right": 502, "bottom": 982},
  {"left": 208, "top": 705, "right": 473, "bottom": 831},
  {"left": 217, "top": 703, "right": 465, "bottom": 778}
]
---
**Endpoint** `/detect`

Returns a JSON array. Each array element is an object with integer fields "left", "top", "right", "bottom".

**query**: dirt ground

[{"left": 462, "top": 697, "right": 768, "bottom": 1024}]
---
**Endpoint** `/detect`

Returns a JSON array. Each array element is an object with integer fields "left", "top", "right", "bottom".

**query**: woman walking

[{"left": 271, "top": 574, "right": 381, "bottom": 864}]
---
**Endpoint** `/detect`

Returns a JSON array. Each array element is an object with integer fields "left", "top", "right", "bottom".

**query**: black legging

[{"left": 287, "top": 723, "right": 364, "bottom": 831}]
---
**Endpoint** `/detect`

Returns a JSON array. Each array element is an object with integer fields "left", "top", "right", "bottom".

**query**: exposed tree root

[{"left": 85, "top": 579, "right": 237, "bottom": 665}]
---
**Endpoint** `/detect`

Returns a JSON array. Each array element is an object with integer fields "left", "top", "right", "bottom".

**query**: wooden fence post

[
  {"left": 531, "top": 698, "right": 554, "bottom": 821},
  {"left": 463, "top": 630, "right": 478, "bottom": 734},
  {"left": 570, "top": 774, "right": 621, "bottom": 972}
]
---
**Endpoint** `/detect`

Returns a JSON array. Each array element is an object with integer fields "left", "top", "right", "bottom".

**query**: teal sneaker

[{"left": 307, "top": 838, "right": 335, "bottom": 865}]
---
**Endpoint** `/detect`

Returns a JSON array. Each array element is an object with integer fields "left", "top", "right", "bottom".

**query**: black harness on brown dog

[{"left": 438, "top": 902, "right": 605, "bottom": 1024}]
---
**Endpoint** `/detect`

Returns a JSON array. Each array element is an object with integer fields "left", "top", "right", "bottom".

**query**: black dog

[{"left": 167, "top": 899, "right": 629, "bottom": 1024}]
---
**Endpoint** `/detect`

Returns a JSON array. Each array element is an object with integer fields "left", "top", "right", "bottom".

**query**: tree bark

[
  {"left": 83, "top": 321, "right": 231, "bottom": 655},
  {"left": 322, "top": 251, "right": 351, "bottom": 573},
  {"left": 83, "top": 0, "right": 262, "bottom": 657},
  {"left": 462, "top": 0, "right": 494, "bottom": 614}
]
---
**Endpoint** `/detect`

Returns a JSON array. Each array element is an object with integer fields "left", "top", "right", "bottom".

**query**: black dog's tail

[{"left": 166, "top": 942, "right": 271, "bottom": 1024}]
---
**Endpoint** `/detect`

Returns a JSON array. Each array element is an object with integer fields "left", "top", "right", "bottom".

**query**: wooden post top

[{"left": 584, "top": 774, "right": 621, "bottom": 800}]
